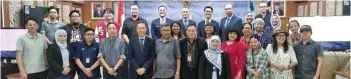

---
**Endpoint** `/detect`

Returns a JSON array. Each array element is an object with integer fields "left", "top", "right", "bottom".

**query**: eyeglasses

[
  {"left": 84, "top": 34, "right": 94, "bottom": 36},
  {"left": 70, "top": 16, "right": 80, "bottom": 18},
  {"left": 276, "top": 35, "right": 286, "bottom": 38}
]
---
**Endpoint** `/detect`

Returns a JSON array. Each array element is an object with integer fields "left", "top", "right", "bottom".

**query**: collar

[
  {"left": 187, "top": 38, "right": 197, "bottom": 44},
  {"left": 227, "top": 15, "right": 233, "bottom": 19},
  {"left": 205, "top": 19, "right": 212, "bottom": 23},
  {"left": 84, "top": 41, "right": 95, "bottom": 47},
  {"left": 139, "top": 36, "right": 146, "bottom": 40},
  {"left": 182, "top": 18, "right": 189, "bottom": 22},
  {"left": 130, "top": 16, "right": 141, "bottom": 21},
  {"left": 157, "top": 37, "right": 172, "bottom": 43},
  {"left": 26, "top": 33, "right": 39, "bottom": 39},
  {"left": 160, "top": 17, "right": 166, "bottom": 20},
  {"left": 108, "top": 36, "right": 117, "bottom": 41},
  {"left": 299, "top": 39, "right": 314, "bottom": 45},
  {"left": 48, "top": 20, "right": 58, "bottom": 24}
]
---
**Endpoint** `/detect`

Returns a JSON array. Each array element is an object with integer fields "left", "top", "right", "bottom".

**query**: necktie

[
  {"left": 224, "top": 18, "right": 230, "bottom": 28},
  {"left": 161, "top": 19, "right": 165, "bottom": 25},
  {"left": 140, "top": 39, "right": 144, "bottom": 53},
  {"left": 206, "top": 20, "right": 210, "bottom": 24},
  {"left": 184, "top": 20, "right": 188, "bottom": 28}
]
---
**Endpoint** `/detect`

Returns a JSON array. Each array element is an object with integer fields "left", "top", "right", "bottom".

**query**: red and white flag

[{"left": 117, "top": 0, "right": 125, "bottom": 36}]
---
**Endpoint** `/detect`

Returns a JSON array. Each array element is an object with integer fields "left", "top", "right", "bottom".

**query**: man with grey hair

[
  {"left": 219, "top": 4, "right": 243, "bottom": 41},
  {"left": 178, "top": 7, "right": 196, "bottom": 36}
]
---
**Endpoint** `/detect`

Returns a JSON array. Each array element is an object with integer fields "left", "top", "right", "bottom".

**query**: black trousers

[
  {"left": 27, "top": 70, "right": 48, "bottom": 79},
  {"left": 155, "top": 76, "right": 174, "bottom": 79}
]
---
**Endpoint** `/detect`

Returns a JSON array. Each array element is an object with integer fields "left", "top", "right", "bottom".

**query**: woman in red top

[
  {"left": 221, "top": 28, "right": 246, "bottom": 79},
  {"left": 240, "top": 23, "right": 253, "bottom": 51}
]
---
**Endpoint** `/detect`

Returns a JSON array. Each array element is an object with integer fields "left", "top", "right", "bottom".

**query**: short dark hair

[
  {"left": 243, "top": 23, "right": 252, "bottom": 29},
  {"left": 25, "top": 18, "right": 38, "bottom": 25},
  {"left": 106, "top": 22, "right": 117, "bottom": 28},
  {"left": 136, "top": 21, "right": 146, "bottom": 28},
  {"left": 48, "top": 6, "right": 59, "bottom": 14},
  {"left": 205, "top": 23, "right": 214, "bottom": 27},
  {"left": 158, "top": 5, "right": 167, "bottom": 10},
  {"left": 187, "top": 24, "right": 197, "bottom": 29},
  {"left": 103, "top": 8, "right": 114, "bottom": 14},
  {"left": 69, "top": 10, "right": 81, "bottom": 17},
  {"left": 249, "top": 36, "right": 260, "bottom": 43},
  {"left": 160, "top": 24, "right": 171, "bottom": 30},
  {"left": 289, "top": 20, "right": 300, "bottom": 28},
  {"left": 84, "top": 28, "right": 95, "bottom": 34},
  {"left": 96, "top": 5, "right": 101, "bottom": 7},
  {"left": 225, "top": 28, "right": 242, "bottom": 41},
  {"left": 204, "top": 6, "right": 213, "bottom": 12},
  {"left": 130, "top": 4, "right": 139, "bottom": 8}
]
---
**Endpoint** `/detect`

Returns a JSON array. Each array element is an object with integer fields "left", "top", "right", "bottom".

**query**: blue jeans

[
  {"left": 103, "top": 68, "right": 122, "bottom": 79},
  {"left": 56, "top": 75, "right": 73, "bottom": 79}
]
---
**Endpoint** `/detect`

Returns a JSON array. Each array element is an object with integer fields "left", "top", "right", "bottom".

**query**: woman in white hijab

[
  {"left": 47, "top": 29, "right": 76, "bottom": 79},
  {"left": 198, "top": 35, "right": 231, "bottom": 79},
  {"left": 270, "top": 14, "right": 282, "bottom": 32}
]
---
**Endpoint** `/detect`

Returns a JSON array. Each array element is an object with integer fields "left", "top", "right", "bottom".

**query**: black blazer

[
  {"left": 46, "top": 43, "right": 75, "bottom": 79},
  {"left": 198, "top": 52, "right": 231, "bottom": 79},
  {"left": 197, "top": 20, "right": 220, "bottom": 38},
  {"left": 219, "top": 15, "right": 243, "bottom": 40},
  {"left": 178, "top": 19, "right": 197, "bottom": 36},
  {"left": 179, "top": 38, "right": 208, "bottom": 79},
  {"left": 128, "top": 37, "right": 156, "bottom": 79}
]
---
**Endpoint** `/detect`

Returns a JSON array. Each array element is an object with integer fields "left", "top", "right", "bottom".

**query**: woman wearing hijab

[
  {"left": 266, "top": 29, "right": 297, "bottom": 79},
  {"left": 198, "top": 35, "right": 231, "bottom": 79},
  {"left": 245, "top": 11, "right": 255, "bottom": 24},
  {"left": 270, "top": 14, "right": 282, "bottom": 33},
  {"left": 245, "top": 36, "right": 269, "bottom": 79},
  {"left": 47, "top": 29, "right": 76, "bottom": 79}
]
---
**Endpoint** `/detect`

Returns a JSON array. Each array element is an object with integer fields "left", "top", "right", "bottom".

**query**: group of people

[{"left": 16, "top": 2, "right": 324, "bottom": 79}]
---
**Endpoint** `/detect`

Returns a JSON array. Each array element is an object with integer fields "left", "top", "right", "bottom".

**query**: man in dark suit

[
  {"left": 219, "top": 4, "right": 243, "bottom": 41},
  {"left": 178, "top": 8, "right": 196, "bottom": 36},
  {"left": 198, "top": 6, "right": 220, "bottom": 38},
  {"left": 128, "top": 22, "right": 155, "bottom": 79},
  {"left": 179, "top": 24, "right": 208, "bottom": 79},
  {"left": 151, "top": 5, "right": 173, "bottom": 38},
  {"left": 273, "top": 3, "right": 284, "bottom": 16},
  {"left": 93, "top": 5, "right": 103, "bottom": 17},
  {"left": 255, "top": 3, "right": 272, "bottom": 27}
]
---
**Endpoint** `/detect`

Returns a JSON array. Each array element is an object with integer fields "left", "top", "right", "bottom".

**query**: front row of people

[{"left": 17, "top": 18, "right": 323, "bottom": 79}]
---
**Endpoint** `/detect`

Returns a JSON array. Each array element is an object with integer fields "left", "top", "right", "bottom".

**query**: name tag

[
  {"left": 187, "top": 54, "right": 192, "bottom": 62},
  {"left": 156, "top": 25, "right": 159, "bottom": 27},
  {"left": 86, "top": 57, "right": 90, "bottom": 63}
]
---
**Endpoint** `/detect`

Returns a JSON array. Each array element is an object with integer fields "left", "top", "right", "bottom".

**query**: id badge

[
  {"left": 187, "top": 55, "right": 192, "bottom": 62},
  {"left": 86, "top": 57, "right": 90, "bottom": 63}
]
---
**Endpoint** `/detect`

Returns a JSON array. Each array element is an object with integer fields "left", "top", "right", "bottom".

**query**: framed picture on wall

[
  {"left": 91, "top": 2, "right": 105, "bottom": 19},
  {"left": 272, "top": 1, "right": 286, "bottom": 17}
]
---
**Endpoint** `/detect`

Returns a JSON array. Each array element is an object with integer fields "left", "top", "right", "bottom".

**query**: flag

[
  {"left": 117, "top": 0, "right": 125, "bottom": 36},
  {"left": 134, "top": 0, "right": 137, "bottom": 4},
  {"left": 249, "top": 0, "right": 255, "bottom": 11},
  {"left": 266, "top": 0, "right": 271, "bottom": 14}
]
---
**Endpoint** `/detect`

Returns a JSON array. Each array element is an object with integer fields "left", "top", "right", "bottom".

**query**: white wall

[
  {"left": 289, "top": 16, "right": 351, "bottom": 41},
  {"left": 0, "top": 29, "right": 27, "bottom": 51}
]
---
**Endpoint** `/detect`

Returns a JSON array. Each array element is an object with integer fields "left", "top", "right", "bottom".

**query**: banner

[{"left": 124, "top": 1, "right": 249, "bottom": 36}]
